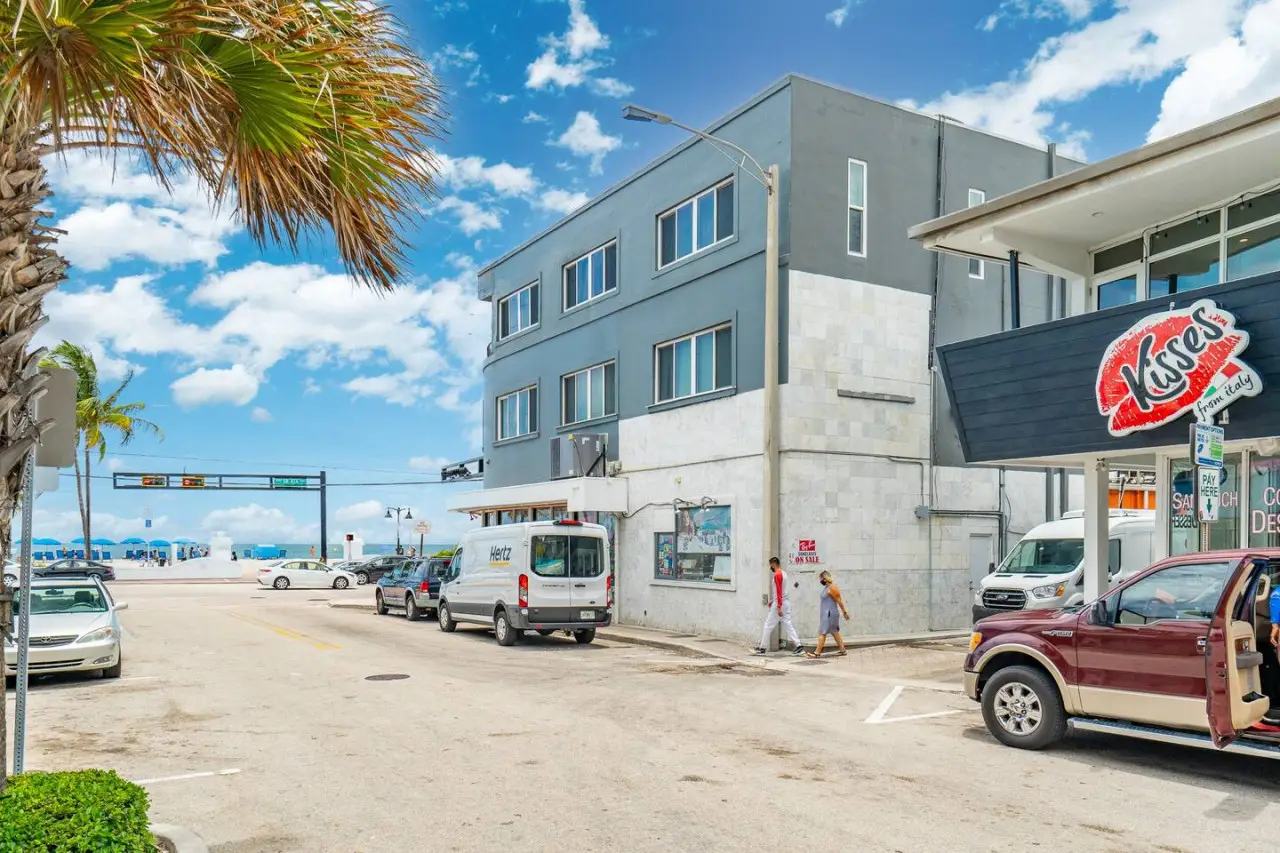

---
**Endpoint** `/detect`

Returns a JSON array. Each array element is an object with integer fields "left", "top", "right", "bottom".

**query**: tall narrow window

[
  {"left": 497, "top": 282, "right": 539, "bottom": 340},
  {"left": 967, "top": 189, "right": 986, "bottom": 278},
  {"left": 654, "top": 325, "right": 733, "bottom": 403},
  {"left": 657, "top": 178, "right": 735, "bottom": 268},
  {"left": 561, "top": 361, "right": 617, "bottom": 425},
  {"left": 563, "top": 241, "right": 618, "bottom": 311},
  {"left": 497, "top": 385, "right": 538, "bottom": 441},
  {"left": 848, "top": 159, "right": 867, "bottom": 257}
]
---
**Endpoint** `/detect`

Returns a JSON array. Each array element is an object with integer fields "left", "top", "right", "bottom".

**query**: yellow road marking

[{"left": 226, "top": 612, "right": 342, "bottom": 650}]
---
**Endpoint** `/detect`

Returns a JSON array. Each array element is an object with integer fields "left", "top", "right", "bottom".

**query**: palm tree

[
  {"left": 41, "top": 342, "right": 163, "bottom": 553},
  {"left": 0, "top": 0, "right": 444, "bottom": 788}
]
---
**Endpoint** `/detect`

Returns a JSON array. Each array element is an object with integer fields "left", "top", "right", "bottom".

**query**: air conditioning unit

[{"left": 550, "top": 434, "right": 608, "bottom": 480}]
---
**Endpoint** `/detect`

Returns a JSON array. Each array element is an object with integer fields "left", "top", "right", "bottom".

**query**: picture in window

[
  {"left": 1170, "top": 456, "right": 1240, "bottom": 556},
  {"left": 654, "top": 532, "right": 675, "bottom": 580},
  {"left": 675, "top": 505, "right": 732, "bottom": 583}
]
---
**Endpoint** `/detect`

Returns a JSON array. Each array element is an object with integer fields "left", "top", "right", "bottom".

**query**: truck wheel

[
  {"left": 494, "top": 609, "right": 518, "bottom": 647},
  {"left": 405, "top": 595, "right": 421, "bottom": 622},
  {"left": 438, "top": 602, "right": 457, "bottom": 633},
  {"left": 982, "top": 665, "right": 1066, "bottom": 750},
  {"left": 573, "top": 629, "right": 596, "bottom": 645},
  {"left": 375, "top": 590, "right": 387, "bottom": 615}
]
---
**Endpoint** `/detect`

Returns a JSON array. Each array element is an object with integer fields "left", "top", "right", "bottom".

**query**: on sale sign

[
  {"left": 788, "top": 539, "right": 820, "bottom": 566},
  {"left": 1096, "top": 299, "right": 1262, "bottom": 437}
]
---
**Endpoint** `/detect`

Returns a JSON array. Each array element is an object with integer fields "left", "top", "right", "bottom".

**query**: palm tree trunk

[
  {"left": 82, "top": 446, "right": 92, "bottom": 553},
  {"left": 0, "top": 121, "right": 71, "bottom": 791},
  {"left": 74, "top": 448, "right": 88, "bottom": 555}
]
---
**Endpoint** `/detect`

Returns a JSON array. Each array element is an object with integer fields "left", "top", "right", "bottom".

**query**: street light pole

[
  {"left": 622, "top": 104, "right": 782, "bottom": 646},
  {"left": 385, "top": 506, "right": 412, "bottom": 552}
]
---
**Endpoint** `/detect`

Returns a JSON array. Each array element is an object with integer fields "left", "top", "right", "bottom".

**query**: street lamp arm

[{"left": 665, "top": 118, "right": 772, "bottom": 192}]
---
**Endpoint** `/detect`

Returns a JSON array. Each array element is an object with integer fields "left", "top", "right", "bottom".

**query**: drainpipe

[
  {"left": 1008, "top": 250, "right": 1022, "bottom": 330},
  {"left": 925, "top": 115, "right": 949, "bottom": 630}
]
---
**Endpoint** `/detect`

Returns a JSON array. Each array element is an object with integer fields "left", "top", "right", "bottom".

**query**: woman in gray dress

[{"left": 808, "top": 570, "right": 851, "bottom": 657}]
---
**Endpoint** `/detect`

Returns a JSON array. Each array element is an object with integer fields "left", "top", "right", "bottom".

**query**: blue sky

[{"left": 27, "top": 0, "right": 1280, "bottom": 545}]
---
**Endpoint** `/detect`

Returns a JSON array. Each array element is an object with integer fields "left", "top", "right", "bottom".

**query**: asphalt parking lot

[{"left": 6, "top": 582, "right": 1277, "bottom": 852}]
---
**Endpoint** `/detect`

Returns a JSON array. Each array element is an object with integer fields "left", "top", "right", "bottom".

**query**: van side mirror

[
  {"left": 1090, "top": 599, "right": 1110, "bottom": 626},
  {"left": 987, "top": 562, "right": 996, "bottom": 574}
]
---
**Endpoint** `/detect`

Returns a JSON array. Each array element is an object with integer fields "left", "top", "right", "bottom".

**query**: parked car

[
  {"left": 965, "top": 549, "right": 1280, "bottom": 759},
  {"left": 36, "top": 559, "right": 116, "bottom": 583},
  {"left": 257, "top": 559, "right": 356, "bottom": 590},
  {"left": 376, "top": 556, "right": 452, "bottom": 621},
  {"left": 3, "top": 576, "right": 127, "bottom": 680},
  {"left": 351, "top": 554, "right": 412, "bottom": 586},
  {"left": 438, "top": 519, "right": 612, "bottom": 646},
  {"left": 974, "top": 510, "right": 1154, "bottom": 622},
  {"left": 3, "top": 560, "right": 17, "bottom": 588}
]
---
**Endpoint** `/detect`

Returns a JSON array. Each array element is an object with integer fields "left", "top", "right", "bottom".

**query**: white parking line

[
  {"left": 864, "top": 684, "right": 970, "bottom": 725},
  {"left": 132, "top": 768, "right": 242, "bottom": 785}
]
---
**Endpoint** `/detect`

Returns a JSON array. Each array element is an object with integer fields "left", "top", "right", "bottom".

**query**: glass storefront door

[
  {"left": 1249, "top": 453, "right": 1280, "bottom": 547},
  {"left": 1170, "top": 455, "right": 1242, "bottom": 555}
]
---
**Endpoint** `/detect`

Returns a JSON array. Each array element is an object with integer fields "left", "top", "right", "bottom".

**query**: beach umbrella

[
  {"left": 70, "top": 537, "right": 86, "bottom": 544},
  {"left": 119, "top": 537, "right": 147, "bottom": 545},
  {"left": 148, "top": 539, "right": 171, "bottom": 547},
  {"left": 172, "top": 538, "right": 197, "bottom": 545},
  {"left": 32, "top": 538, "right": 61, "bottom": 546},
  {"left": 91, "top": 538, "right": 116, "bottom": 545}
]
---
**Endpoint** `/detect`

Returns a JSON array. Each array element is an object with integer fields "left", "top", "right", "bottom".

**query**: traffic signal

[
  {"left": 141, "top": 475, "right": 167, "bottom": 487},
  {"left": 181, "top": 476, "right": 206, "bottom": 488}
]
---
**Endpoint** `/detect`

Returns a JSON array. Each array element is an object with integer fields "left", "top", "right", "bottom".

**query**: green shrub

[
  {"left": 0, "top": 770, "right": 153, "bottom": 853},
  {"left": 432, "top": 547, "right": 456, "bottom": 557}
]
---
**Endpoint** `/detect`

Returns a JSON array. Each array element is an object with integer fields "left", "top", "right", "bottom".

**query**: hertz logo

[{"left": 489, "top": 545, "right": 512, "bottom": 564}]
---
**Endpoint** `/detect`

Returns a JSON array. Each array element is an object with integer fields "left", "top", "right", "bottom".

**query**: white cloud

[
  {"left": 981, "top": 13, "right": 1000, "bottom": 31},
  {"left": 335, "top": 499, "right": 386, "bottom": 523},
  {"left": 524, "top": 0, "right": 630, "bottom": 97},
  {"left": 905, "top": 0, "right": 1248, "bottom": 159},
  {"left": 250, "top": 406, "right": 273, "bottom": 423},
  {"left": 409, "top": 455, "right": 452, "bottom": 471},
  {"left": 428, "top": 44, "right": 478, "bottom": 71},
  {"left": 435, "top": 196, "right": 502, "bottom": 235},
  {"left": 554, "top": 111, "right": 621, "bottom": 174},
  {"left": 826, "top": 1, "right": 853, "bottom": 27},
  {"left": 303, "top": 377, "right": 322, "bottom": 395},
  {"left": 200, "top": 503, "right": 316, "bottom": 543},
  {"left": 523, "top": 111, "right": 549, "bottom": 124},
  {"left": 106, "top": 457, "right": 125, "bottom": 472},
  {"left": 25, "top": 508, "right": 170, "bottom": 542},
  {"left": 1148, "top": 0, "right": 1280, "bottom": 141},
  {"left": 343, "top": 372, "right": 425, "bottom": 407},
  {"left": 535, "top": 188, "right": 591, "bottom": 215},
  {"left": 171, "top": 364, "right": 260, "bottom": 408},
  {"left": 434, "top": 152, "right": 538, "bottom": 196}
]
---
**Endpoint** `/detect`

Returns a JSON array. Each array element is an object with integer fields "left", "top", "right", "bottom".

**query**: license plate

[{"left": 579, "top": 610, "right": 596, "bottom": 620}]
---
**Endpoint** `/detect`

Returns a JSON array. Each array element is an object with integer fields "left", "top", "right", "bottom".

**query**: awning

[
  {"left": 446, "top": 476, "right": 628, "bottom": 515},
  {"left": 908, "top": 96, "right": 1280, "bottom": 278}
]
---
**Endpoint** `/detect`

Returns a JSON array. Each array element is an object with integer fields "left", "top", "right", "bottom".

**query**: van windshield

[
  {"left": 531, "top": 535, "right": 604, "bottom": 578},
  {"left": 995, "top": 538, "right": 1084, "bottom": 575}
]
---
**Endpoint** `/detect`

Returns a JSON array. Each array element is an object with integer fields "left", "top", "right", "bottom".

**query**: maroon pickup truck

[{"left": 964, "top": 549, "right": 1280, "bottom": 760}]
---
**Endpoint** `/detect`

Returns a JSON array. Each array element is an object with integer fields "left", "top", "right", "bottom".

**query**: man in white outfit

[{"left": 755, "top": 557, "right": 805, "bottom": 655}]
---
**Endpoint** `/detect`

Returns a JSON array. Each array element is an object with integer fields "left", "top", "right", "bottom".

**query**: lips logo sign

[{"left": 1096, "top": 299, "right": 1262, "bottom": 437}]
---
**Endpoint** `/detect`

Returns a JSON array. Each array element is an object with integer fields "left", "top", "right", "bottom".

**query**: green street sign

[{"left": 272, "top": 477, "right": 309, "bottom": 488}]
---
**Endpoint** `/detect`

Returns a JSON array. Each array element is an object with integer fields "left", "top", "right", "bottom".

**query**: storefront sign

[
  {"left": 1197, "top": 466, "right": 1220, "bottom": 522},
  {"left": 1096, "top": 299, "right": 1262, "bottom": 437},
  {"left": 1192, "top": 422, "right": 1224, "bottom": 468},
  {"left": 788, "top": 539, "right": 821, "bottom": 566},
  {"left": 1251, "top": 481, "right": 1280, "bottom": 537}
]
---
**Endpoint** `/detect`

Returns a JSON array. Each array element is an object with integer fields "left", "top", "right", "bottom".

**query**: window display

[
  {"left": 1249, "top": 454, "right": 1280, "bottom": 547},
  {"left": 1170, "top": 455, "right": 1240, "bottom": 555},
  {"left": 673, "top": 505, "right": 732, "bottom": 584}
]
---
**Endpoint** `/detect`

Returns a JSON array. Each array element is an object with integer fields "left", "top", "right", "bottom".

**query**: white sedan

[{"left": 257, "top": 560, "right": 356, "bottom": 591}]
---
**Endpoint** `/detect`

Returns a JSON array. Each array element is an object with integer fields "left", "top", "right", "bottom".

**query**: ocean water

[{"left": 229, "top": 542, "right": 456, "bottom": 558}]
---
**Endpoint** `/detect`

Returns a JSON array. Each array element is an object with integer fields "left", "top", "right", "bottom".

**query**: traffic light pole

[{"left": 319, "top": 470, "right": 328, "bottom": 562}]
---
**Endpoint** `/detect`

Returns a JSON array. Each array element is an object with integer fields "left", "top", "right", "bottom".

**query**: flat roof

[
  {"left": 477, "top": 73, "right": 1079, "bottom": 279},
  {"left": 909, "top": 95, "right": 1280, "bottom": 256}
]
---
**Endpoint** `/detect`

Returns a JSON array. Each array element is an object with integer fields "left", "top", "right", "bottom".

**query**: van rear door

[
  {"left": 529, "top": 532, "right": 572, "bottom": 622},
  {"left": 568, "top": 533, "right": 608, "bottom": 622}
]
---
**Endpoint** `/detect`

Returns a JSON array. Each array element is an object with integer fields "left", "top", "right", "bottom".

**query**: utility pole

[{"left": 319, "top": 470, "right": 328, "bottom": 562}]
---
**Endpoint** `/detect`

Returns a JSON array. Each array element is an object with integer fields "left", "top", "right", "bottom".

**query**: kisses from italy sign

[{"left": 1096, "top": 299, "right": 1262, "bottom": 437}]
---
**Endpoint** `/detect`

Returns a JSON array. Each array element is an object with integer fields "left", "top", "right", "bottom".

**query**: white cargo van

[
  {"left": 974, "top": 510, "right": 1154, "bottom": 622},
  {"left": 438, "top": 519, "right": 613, "bottom": 646}
]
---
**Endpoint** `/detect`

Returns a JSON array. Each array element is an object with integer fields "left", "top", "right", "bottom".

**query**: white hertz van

[
  {"left": 438, "top": 519, "right": 613, "bottom": 646},
  {"left": 973, "top": 509, "right": 1154, "bottom": 623}
]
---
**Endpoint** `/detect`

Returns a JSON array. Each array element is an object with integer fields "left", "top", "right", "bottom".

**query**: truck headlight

[
  {"left": 1031, "top": 584, "right": 1066, "bottom": 599},
  {"left": 76, "top": 627, "right": 117, "bottom": 644}
]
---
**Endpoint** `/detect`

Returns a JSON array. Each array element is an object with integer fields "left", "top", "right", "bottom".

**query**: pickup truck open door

[{"left": 1205, "top": 555, "right": 1271, "bottom": 748}]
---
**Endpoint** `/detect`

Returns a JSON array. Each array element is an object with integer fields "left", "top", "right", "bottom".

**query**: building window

[
  {"left": 497, "top": 282, "right": 539, "bottom": 340},
  {"left": 847, "top": 159, "right": 867, "bottom": 257},
  {"left": 967, "top": 189, "right": 985, "bottom": 277},
  {"left": 561, "top": 361, "right": 617, "bottom": 425},
  {"left": 672, "top": 505, "right": 732, "bottom": 584},
  {"left": 1250, "top": 453, "right": 1280, "bottom": 548},
  {"left": 1170, "top": 455, "right": 1240, "bottom": 556},
  {"left": 654, "top": 532, "right": 675, "bottom": 580},
  {"left": 658, "top": 178, "right": 735, "bottom": 268},
  {"left": 654, "top": 324, "right": 732, "bottom": 403},
  {"left": 497, "top": 385, "right": 537, "bottom": 441},
  {"left": 1096, "top": 274, "right": 1138, "bottom": 310},
  {"left": 563, "top": 241, "right": 618, "bottom": 311}
]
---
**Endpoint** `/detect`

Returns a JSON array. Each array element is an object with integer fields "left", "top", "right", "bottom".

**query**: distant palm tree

[
  {"left": 1, "top": 1, "right": 444, "bottom": 785},
  {"left": 41, "top": 342, "right": 163, "bottom": 552}
]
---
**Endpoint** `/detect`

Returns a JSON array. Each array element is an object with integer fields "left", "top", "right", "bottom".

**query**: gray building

[{"left": 449, "top": 74, "right": 1086, "bottom": 641}]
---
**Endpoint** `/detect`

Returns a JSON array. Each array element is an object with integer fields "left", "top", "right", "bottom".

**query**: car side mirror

[
  {"left": 114, "top": 602, "right": 129, "bottom": 611},
  {"left": 988, "top": 561, "right": 996, "bottom": 574},
  {"left": 1090, "top": 599, "right": 1110, "bottom": 626}
]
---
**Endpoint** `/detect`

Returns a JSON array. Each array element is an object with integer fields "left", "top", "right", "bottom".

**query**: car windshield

[
  {"left": 17, "top": 586, "right": 109, "bottom": 615},
  {"left": 995, "top": 538, "right": 1084, "bottom": 575},
  {"left": 530, "top": 535, "right": 605, "bottom": 578}
]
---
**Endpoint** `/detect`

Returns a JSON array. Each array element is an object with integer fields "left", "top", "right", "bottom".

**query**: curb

[
  {"left": 596, "top": 631, "right": 727, "bottom": 660},
  {"left": 328, "top": 601, "right": 374, "bottom": 612},
  {"left": 152, "top": 824, "right": 208, "bottom": 853}
]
